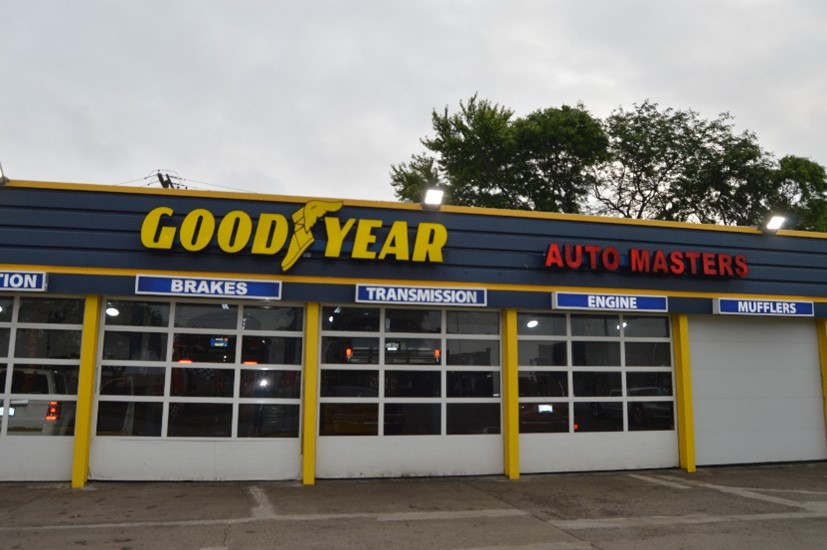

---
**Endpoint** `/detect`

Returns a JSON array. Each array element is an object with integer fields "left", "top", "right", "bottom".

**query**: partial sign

[
  {"left": 553, "top": 292, "right": 668, "bottom": 313},
  {"left": 0, "top": 271, "right": 47, "bottom": 292},
  {"left": 135, "top": 275, "right": 281, "bottom": 300},
  {"left": 356, "top": 284, "right": 487, "bottom": 306},
  {"left": 714, "top": 298, "right": 813, "bottom": 317}
]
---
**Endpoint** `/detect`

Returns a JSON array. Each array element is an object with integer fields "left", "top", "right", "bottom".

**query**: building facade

[{"left": 1, "top": 180, "right": 825, "bottom": 486}]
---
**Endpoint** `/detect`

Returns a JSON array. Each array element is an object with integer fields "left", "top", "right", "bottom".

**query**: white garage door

[{"left": 690, "top": 316, "right": 827, "bottom": 466}]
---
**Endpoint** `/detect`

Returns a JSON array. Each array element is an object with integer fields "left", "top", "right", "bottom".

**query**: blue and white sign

[
  {"left": 356, "top": 284, "right": 487, "bottom": 306},
  {"left": 714, "top": 298, "right": 814, "bottom": 317},
  {"left": 0, "top": 271, "right": 47, "bottom": 292},
  {"left": 553, "top": 292, "right": 668, "bottom": 312},
  {"left": 135, "top": 275, "right": 281, "bottom": 300}
]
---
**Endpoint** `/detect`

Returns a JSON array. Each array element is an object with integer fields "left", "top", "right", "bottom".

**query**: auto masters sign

[{"left": 140, "top": 200, "right": 448, "bottom": 273}]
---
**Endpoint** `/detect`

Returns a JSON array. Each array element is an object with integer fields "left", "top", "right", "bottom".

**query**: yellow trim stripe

[
  {"left": 671, "top": 314, "right": 696, "bottom": 473},
  {"left": 1, "top": 262, "right": 825, "bottom": 304},
  {"left": 501, "top": 309, "right": 520, "bottom": 480},
  {"left": 816, "top": 320, "right": 827, "bottom": 435},
  {"left": 71, "top": 295, "right": 101, "bottom": 488},
  {"left": 301, "top": 302, "right": 320, "bottom": 485},
  {"left": 8, "top": 179, "right": 827, "bottom": 238}
]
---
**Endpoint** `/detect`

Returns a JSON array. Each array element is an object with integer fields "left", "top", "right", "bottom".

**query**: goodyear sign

[{"left": 140, "top": 200, "right": 447, "bottom": 272}]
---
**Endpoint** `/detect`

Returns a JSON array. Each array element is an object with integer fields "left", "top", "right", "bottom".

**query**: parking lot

[{"left": 2, "top": 462, "right": 827, "bottom": 549}]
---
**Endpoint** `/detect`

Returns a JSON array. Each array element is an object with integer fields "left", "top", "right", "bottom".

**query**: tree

[{"left": 390, "top": 95, "right": 608, "bottom": 213}]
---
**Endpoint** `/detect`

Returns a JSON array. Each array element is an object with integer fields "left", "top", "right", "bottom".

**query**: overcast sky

[{"left": 2, "top": 0, "right": 825, "bottom": 202}]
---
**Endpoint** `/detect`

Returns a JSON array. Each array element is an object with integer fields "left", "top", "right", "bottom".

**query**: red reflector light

[
  {"left": 573, "top": 423, "right": 579, "bottom": 431},
  {"left": 45, "top": 401, "right": 61, "bottom": 421}
]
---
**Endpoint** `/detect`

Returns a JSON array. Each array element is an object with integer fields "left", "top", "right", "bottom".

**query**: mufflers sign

[{"left": 544, "top": 243, "right": 748, "bottom": 277}]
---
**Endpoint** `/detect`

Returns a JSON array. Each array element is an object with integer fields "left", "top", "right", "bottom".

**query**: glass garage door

[
  {"left": 0, "top": 296, "right": 84, "bottom": 481},
  {"left": 316, "top": 305, "right": 503, "bottom": 478},
  {"left": 518, "top": 312, "right": 678, "bottom": 473},
  {"left": 90, "top": 299, "right": 304, "bottom": 481}
]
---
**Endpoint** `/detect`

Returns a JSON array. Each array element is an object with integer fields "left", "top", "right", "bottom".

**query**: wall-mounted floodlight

[
  {"left": 0, "top": 161, "right": 7, "bottom": 185},
  {"left": 764, "top": 215, "right": 787, "bottom": 233},
  {"left": 422, "top": 188, "right": 444, "bottom": 211}
]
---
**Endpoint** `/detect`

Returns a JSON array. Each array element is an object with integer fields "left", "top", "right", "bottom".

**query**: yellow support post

[
  {"left": 815, "top": 320, "right": 827, "bottom": 434},
  {"left": 502, "top": 308, "right": 520, "bottom": 479},
  {"left": 71, "top": 295, "right": 101, "bottom": 488},
  {"left": 671, "top": 314, "right": 696, "bottom": 473},
  {"left": 302, "top": 302, "right": 320, "bottom": 485}
]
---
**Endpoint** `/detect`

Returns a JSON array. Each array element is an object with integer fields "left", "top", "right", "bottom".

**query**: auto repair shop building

[{"left": 0, "top": 180, "right": 826, "bottom": 487}]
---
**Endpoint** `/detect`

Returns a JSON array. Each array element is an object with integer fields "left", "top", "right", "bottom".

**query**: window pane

[
  {"left": 625, "top": 342, "right": 672, "bottom": 366},
  {"left": 319, "top": 403, "right": 378, "bottom": 435},
  {"left": 170, "top": 368, "right": 234, "bottom": 397},
  {"left": 624, "top": 316, "right": 669, "bottom": 338},
  {"left": 446, "top": 403, "right": 500, "bottom": 434},
  {"left": 628, "top": 402, "right": 674, "bottom": 431},
  {"left": 447, "top": 371, "right": 500, "bottom": 397},
  {"left": 18, "top": 298, "right": 84, "bottom": 324},
  {"left": 105, "top": 301, "right": 169, "bottom": 327},
  {"left": 0, "top": 328, "right": 9, "bottom": 356},
  {"left": 167, "top": 403, "right": 232, "bottom": 437},
  {"left": 574, "top": 402, "right": 622, "bottom": 432},
  {"left": 322, "top": 336, "right": 379, "bottom": 364},
  {"left": 384, "top": 338, "right": 441, "bottom": 365},
  {"left": 518, "top": 371, "right": 567, "bottom": 397},
  {"left": 385, "top": 309, "right": 441, "bottom": 333},
  {"left": 446, "top": 311, "right": 499, "bottom": 334},
  {"left": 627, "top": 372, "right": 673, "bottom": 396},
  {"left": 571, "top": 341, "right": 620, "bottom": 366},
  {"left": 241, "top": 336, "right": 302, "bottom": 365},
  {"left": 446, "top": 340, "right": 500, "bottom": 366},
  {"left": 240, "top": 370, "right": 301, "bottom": 398},
  {"left": 573, "top": 372, "right": 621, "bottom": 397},
  {"left": 571, "top": 315, "right": 620, "bottom": 337},
  {"left": 385, "top": 371, "right": 441, "bottom": 397},
  {"left": 174, "top": 303, "right": 237, "bottom": 329},
  {"left": 172, "top": 334, "right": 236, "bottom": 363},
  {"left": 14, "top": 329, "right": 81, "bottom": 359},
  {"left": 518, "top": 313, "right": 566, "bottom": 336},
  {"left": 518, "top": 341, "right": 566, "bottom": 366},
  {"left": 103, "top": 332, "right": 167, "bottom": 361},
  {"left": 320, "top": 370, "right": 379, "bottom": 397},
  {"left": 7, "top": 399, "right": 76, "bottom": 435},
  {"left": 100, "top": 366, "right": 165, "bottom": 396},
  {"left": 238, "top": 404, "right": 300, "bottom": 437},
  {"left": 519, "top": 403, "right": 569, "bottom": 433},
  {"left": 96, "top": 401, "right": 163, "bottom": 436},
  {"left": 11, "top": 366, "right": 79, "bottom": 394},
  {"left": 322, "top": 307, "right": 380, "bottom": 332},
  {"left": 0, "top": 297, "right": 13, "bottom": 322},
  {"left": 384, "top": 403, "right": 440, "bottom": 435},
  {"left": 243, "top": 306, "right": 303, "bottom": 331}
]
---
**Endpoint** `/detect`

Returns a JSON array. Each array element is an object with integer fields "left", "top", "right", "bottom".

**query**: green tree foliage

[
  {"left": 393, "top": 97, "right": 827, "bottom": 231},
  {"left": 391, "top": 95, "right": 608, "bottom": 212}
]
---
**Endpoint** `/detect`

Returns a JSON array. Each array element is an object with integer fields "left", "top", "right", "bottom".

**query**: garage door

[{"left": 690, "top": 316, "right": 827, "bottom": 465}]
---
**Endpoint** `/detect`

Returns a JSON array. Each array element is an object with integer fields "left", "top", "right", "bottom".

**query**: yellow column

[
  {"left": 502, "top": 308, "right": 520, "bottom": 479},
  {"left": 72, "top": 295, "right": 102, "bottom": 488},
  {"left": 302, "top": 303, "right": 320, "bottom": 485},
  {"left": 815, "top": 319, "right": 827, "bottom": 433},
  {"left": 671, "top": 314, "right": 696, "bottom": 473}
]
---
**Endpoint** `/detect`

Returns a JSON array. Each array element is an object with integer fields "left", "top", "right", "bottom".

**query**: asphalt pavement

[{"left": 2, "top": 462, "right": 827, "bottom": 549}]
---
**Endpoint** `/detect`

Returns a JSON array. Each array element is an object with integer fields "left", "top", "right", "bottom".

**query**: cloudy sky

[{"left": 2, "top": 0, "right": 825, "bottom": 202}]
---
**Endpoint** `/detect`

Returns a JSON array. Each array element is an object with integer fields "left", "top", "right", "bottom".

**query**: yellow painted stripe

[
  {"left": 9, "top": 179, "right": 827, "bottom": 238},
  {"left": 816, "top": 320, "right": 827, "bottom": 433},
  {"left": 301, "top": 302, "right": 320, "bottom": 485},
  {"left": 501, "top": 309, "right": 520, "bottom": 479},
  {"left": 2, "top": 262, "right": 826, "bottom": 304},
  {"left": 671, "top": 314, "right": 696, "bottom": 473},
  {"left": 71, "top": 295, "right": 101, "bottom": 488}
]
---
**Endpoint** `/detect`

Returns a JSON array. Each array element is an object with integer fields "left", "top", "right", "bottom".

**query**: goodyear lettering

[{"left": 140, "top": 202, "right": 448, "bottom": 272}]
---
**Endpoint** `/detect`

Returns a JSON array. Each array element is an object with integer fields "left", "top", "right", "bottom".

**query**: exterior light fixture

[
  {"left": 422, "top": 188, "right": 444, "bottom": 211},
  {"left": 764, "top": 215, "right": 787, "bottom": 234},
  {"left": 0, "top": 161, "right": 8, "bottom": 185},
  {"left": 105, "top": 303, "right": 120, "bottom": 317}
]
